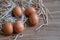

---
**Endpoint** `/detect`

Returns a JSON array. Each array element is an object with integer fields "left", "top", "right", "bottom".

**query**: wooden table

[{"left": 0, "top": 0, "right": 60, "bottom": 40}]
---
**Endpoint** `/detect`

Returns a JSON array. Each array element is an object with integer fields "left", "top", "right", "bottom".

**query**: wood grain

[{"left": 0, "top": 0, "right": 60, "bottom": 40}]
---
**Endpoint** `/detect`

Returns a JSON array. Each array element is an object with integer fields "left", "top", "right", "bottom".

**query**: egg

[
  {"left": 13, "top": 20, "right": 24, "bottom": 33},
  {"left": 27, "top": 13, "right": 39, "bottom": 26},
  {"left": 25, "top": 6, "right": 36, "bottom": 17},
  {"left": 2, "top": 22, "right": 13, "bottom": 35},
  {"left": 12, "top": 6, "right": 22, "bottom": 17}
]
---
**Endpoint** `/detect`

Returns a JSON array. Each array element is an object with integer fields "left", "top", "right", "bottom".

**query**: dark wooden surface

[{"left": 0, "top": 0, "right": 60, "bottom": 40}]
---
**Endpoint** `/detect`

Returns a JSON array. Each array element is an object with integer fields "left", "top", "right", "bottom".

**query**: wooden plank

[{"left": 0, "top": 0, "right": 60, "bottom": 40}]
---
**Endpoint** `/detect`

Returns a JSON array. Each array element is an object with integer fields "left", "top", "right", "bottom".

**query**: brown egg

[
  {"left": 25, "top": 6, "right": 36, "bottom": 17},
  {"left": 13, "top": 20, "right": 24, "bottom": 33},
  {"left": 27, "top": 13, "right": 39, "bottom": 26},
  {"left": 12, "top": 6, "right": 22, "bottom": 17},
  {"left": 2, "top": 22, "right": 13, "bottom": 35}
]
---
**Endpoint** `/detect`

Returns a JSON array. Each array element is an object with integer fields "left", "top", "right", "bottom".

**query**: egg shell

[
  {"left": 27, "top": 13, "right": 39, "bottom": 26},
  {"left": 25, "top": 6, "right": 36, "bottom": 17},
  {"left": 12, "top": 6, "right": 22, "bottom": 17},
  {"left": 13, "top": 20, "right": 24, "bottom": 33},
  {"left": 2, "top": 22, "right": 13, "bottom": 35}
]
